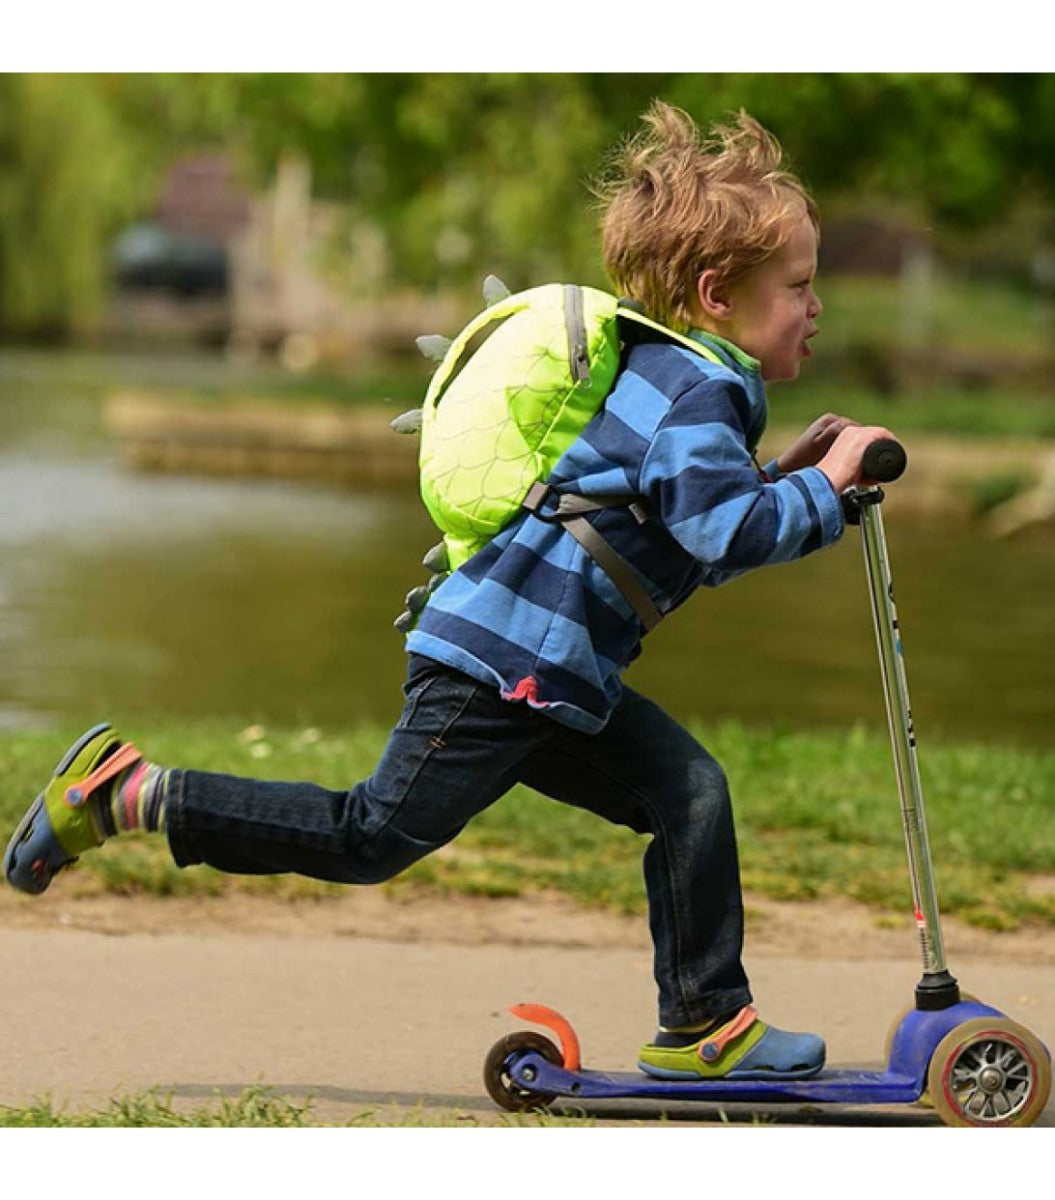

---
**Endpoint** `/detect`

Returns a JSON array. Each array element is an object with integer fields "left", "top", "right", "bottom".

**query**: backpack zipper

[{"left": 563, "top": 284, "right": 591, "bottom": 383}]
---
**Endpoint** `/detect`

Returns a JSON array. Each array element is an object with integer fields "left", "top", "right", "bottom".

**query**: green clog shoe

[
  {"left": 4, "top": 723, "right": 142, "bottom": 894},
  {"left": 638, "top": 1005, "right": 826, "bottom": 1080}
]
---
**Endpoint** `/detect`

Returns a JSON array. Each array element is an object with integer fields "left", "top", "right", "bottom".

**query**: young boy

[{"left": 5, "top": 102, "right": 895, "bottom": 1081}]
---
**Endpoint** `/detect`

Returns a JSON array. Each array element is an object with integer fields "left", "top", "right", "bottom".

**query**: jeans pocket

[{"left": 396, "top": 672, "right": 442, "bottom": 730}]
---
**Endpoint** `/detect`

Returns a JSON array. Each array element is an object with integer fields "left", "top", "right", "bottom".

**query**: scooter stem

[{"left": 850, "top": 487, "right": 960, "bottom": 1010}]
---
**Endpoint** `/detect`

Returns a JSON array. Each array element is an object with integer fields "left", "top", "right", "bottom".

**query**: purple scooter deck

[{"left": 510, "top": 1058, "right": 924, "bottom": 1104}]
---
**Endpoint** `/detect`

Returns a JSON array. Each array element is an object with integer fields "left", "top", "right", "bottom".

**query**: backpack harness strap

[{"left": 522, "top": 482, "right": 664, "bottom": 633}]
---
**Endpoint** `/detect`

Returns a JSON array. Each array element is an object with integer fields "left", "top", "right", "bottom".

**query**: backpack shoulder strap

[
  {"left": 522, "top": 482, "right": 663, "bottom": 633},
  {"left": 615, "top": 301, "right": 724, "bottom": 364}
]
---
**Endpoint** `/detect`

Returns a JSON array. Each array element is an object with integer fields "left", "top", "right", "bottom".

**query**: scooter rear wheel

[
  {"left": 927, "top": 1017, "right": 1051, "bottom": 1127},
  {"left": 484, "top": 1031, "right": 563, "bottom": 1112}
]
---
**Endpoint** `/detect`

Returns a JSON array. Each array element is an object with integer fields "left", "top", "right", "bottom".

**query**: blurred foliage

[
  {"left": 5, "top": 73, "right": 1055, "bottom": 336},
  {"left": 0, "top": 75, "right": 146, "bottom": 337}
]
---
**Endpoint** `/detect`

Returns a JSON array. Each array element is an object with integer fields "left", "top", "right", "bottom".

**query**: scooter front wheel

[
  {"left": 927, "top": 1017, "right": 1051, "bottom": 1127},
  {"left": 484, "top": 1031, "right": 563, "bottom": 1113}
]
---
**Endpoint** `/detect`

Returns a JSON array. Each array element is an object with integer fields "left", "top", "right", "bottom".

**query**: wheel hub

[
  {"left": 951, "top": 1036, "right": 1033, "bottom": 1122},
  {"left": 978, "top": 1066, "right": 1004, "bottom": 1094}
]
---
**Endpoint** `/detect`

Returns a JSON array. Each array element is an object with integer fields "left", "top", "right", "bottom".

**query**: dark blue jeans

[{"left": 166, "top": 655, "right": 751, "bottom": 1028}]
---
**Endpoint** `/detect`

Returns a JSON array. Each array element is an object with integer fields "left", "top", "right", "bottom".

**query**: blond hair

[{"left": 595, "top": 102, "right": 818, "bottom": 331}]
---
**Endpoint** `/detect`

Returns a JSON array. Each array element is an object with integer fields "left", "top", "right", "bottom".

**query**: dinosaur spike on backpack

[
  {"left": 416, "top": 334, "right": 452, "bottom": 362},
  {"left": 393, "top": 609, "right": 416, "bottom": 633},
  {"left": 390, "top": 408, "right": 423, "bottom": 435},
  {"left": 404, "top": 585, "right": 431, "bottom": 614},
  {"left": 482, "top": 275, "right": 511, "bottom": 306},
  {"left": 422, "top": 542, "right": 450, "bottom": 574}
]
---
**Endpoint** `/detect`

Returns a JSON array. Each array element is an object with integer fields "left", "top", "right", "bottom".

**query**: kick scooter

[{"left": 483, "top": 439, "right": 1052, "bottom": 1126}]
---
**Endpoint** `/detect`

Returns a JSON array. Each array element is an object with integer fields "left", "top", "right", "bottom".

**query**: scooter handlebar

[{"left": 861, "top": 437, "right": 907, "bottom": 483}]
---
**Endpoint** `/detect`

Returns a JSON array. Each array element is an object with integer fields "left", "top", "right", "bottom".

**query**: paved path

[{"left": 1, "top": 926, "right": 1052, "bottom": 1127}]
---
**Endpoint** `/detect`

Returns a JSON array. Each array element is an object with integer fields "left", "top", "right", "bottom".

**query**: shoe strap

[
  {"left": 65, "top": 743, "right": 142, "bottom": 808},
  {"left": 697, "top": 1004, "right": 759, "bottom": 1063}
]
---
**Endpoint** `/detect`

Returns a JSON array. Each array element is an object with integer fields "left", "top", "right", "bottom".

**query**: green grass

[
  {"left": 0, "top": 343, "right": 432, "bottom": 409},
  {"left": 3, "top": 717, "right": 1053, "bottom": 932},
  {"left": 0, "top": 1084, "right": 592, "bottom": 1127}
]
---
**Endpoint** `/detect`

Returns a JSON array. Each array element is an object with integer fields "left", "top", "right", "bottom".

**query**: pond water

[{"left": 1, "top": 349, "right": 1053, "bottom": 750}]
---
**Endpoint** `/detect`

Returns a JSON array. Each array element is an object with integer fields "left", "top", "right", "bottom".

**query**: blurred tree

[
  {"left": 157, "top": 73, "right": 1050, "bottom": 291},
  {"left": 370, "top": 73, "right": 677, "bottom": 289},
  {"left": 5, "top": 72, "right": 1055, "bottom": 340},
  {"left": 668, "top": 74, "right": 1025, "bottom": 227},
  {"left": 0, "top": 74, "right": 147, "bottom": 338},
  {"left": 122, "top": 73, "right": 679, "bottom": 292}
]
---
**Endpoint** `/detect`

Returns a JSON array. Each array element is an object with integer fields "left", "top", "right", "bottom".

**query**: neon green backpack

[{"left": 391, "top": 277, "right": 721, "bottom": 632}]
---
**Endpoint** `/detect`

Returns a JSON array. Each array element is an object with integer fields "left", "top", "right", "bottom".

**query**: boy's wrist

[{"left": 799, "top": 465, "right": 846, "bottom": 539}]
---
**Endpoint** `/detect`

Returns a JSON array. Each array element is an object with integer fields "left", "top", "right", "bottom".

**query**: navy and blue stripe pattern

[{"left": 407, "top": 331, "right": 844, "bottom": 733}]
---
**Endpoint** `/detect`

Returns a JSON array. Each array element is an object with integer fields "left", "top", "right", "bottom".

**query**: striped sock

[{"left": 95, "top": 761, "right": 170, "bottom": 838}]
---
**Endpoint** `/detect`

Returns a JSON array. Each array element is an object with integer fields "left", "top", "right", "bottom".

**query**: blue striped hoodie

[{"left": 406, "top": 331, "right": 844, "bottom": 733}]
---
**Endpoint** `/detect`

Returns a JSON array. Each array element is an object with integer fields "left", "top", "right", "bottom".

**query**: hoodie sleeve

[{"left": 639, "top": 374, "right": 844, "bottom": 585}]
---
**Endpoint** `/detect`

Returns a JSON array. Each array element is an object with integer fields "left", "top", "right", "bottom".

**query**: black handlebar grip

[{"left": 861, "top": 438, "right": 907, "bottom": 483}]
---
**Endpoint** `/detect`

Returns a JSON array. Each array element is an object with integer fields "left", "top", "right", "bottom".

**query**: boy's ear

[{"left": 695, "top": 269, "right": 734, "bottom": 321}]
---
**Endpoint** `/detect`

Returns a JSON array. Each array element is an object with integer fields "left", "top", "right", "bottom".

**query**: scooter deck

[{"left": 510, "top": 1054, "right": 924, "bottom": 1104}]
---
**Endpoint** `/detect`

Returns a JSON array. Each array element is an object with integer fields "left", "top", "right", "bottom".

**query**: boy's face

[{"left": 700, "top": 213, "right": 822, "bottom": 382}]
